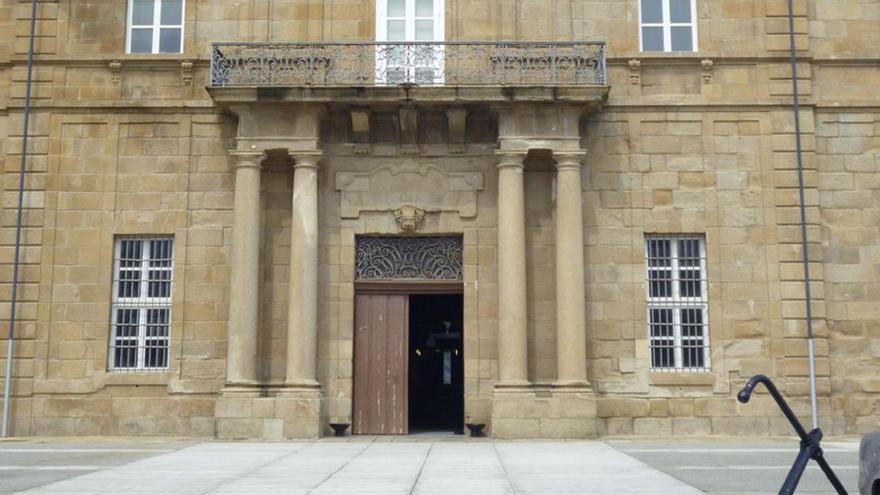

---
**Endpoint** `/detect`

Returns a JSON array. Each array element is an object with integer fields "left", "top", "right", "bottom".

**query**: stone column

[
  {"left": 554, "top": 152, "right": 589, "bottom": 388},
  {"left": 285, "top": 153, "right": 321, "bottom": 389},
  {"left": 225, "top": 151, "right": 265, "bottom": 388},
  {"left": 495, "top": 152, "right": 530, "bottom": 387}
]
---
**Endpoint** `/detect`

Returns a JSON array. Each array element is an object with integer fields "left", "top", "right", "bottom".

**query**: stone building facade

[{"left": 0, "top": 0, "right": 878, "bottom": 439}]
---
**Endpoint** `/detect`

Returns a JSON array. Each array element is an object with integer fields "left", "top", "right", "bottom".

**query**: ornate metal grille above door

[{"left": 355, "top": 236, "right": 463, "bottom": 281}]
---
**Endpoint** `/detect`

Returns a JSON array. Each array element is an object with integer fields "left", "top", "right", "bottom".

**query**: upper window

[
  {"left": 375, "top": 0, "right": 445, "bottom": 84},
  {"left": 126, "top": 0, "right": 184, "bottom": 54},
  {"left": 110, "top": 237, "right": 174, "bottom": 372},
  {"left": 376, "top": 0, "right": 444, "bottom": 43},
  {"left": 639, "top": 0, "right": 697, "bottom": 52},
  {"left": 645, "top": 235, "right": 709, "bottom": 371}
]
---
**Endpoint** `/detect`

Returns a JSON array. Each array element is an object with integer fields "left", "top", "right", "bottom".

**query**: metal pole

[
  {"left": 786, "top": 0, "right": 819, "bottom": 429},
  {"left": 1, "top": 0, "right": 38, "bottom": 438}
]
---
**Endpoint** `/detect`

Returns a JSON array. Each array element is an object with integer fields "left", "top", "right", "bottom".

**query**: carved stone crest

[{"left": 393, "top": 205, "right": 426, "bottom": 233}]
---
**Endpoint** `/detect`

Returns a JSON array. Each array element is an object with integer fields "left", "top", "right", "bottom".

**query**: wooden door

[{"left": 353, "top": 294, "right": 408, "bottom": 434}]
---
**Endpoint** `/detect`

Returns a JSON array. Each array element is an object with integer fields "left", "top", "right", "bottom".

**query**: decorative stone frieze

[{"left": 335, "top": 160, "right": 483, "bottom": 219}]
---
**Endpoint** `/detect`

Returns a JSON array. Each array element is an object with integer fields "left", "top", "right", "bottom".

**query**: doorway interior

[{"left": 408, "top": 293, "right": 464, "bottom": 434}]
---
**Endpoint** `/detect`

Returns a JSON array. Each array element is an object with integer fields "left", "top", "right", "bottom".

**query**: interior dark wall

[{"left": 408, "top": 294, "right": 464, "bottom": 433}]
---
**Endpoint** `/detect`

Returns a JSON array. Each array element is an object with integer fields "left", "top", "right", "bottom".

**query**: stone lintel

[
  {"left": 497, "top": 137, "right": 582, "bottom": 154},
  {"left": 234, "top": 136, "right": 320, "bottom": 155}
]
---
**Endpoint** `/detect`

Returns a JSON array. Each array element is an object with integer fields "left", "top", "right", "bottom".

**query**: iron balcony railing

[{"left": 210, "top": 41, "right": 606, "bottom": 88}]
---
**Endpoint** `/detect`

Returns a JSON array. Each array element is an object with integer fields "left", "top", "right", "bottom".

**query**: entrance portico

[{"left": 209, "top": 41, "right": 609, "bottom": 439}]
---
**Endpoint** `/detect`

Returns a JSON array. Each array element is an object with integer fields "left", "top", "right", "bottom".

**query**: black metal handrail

[
  {"left": 738, "top": 375, "right": 848, "bottom": 494},
  {"left": 209, "top": 41, "right": 606, "bottom": 88}
]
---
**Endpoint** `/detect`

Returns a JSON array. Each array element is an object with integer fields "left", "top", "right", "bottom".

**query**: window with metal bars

[
  {"left": 110, "top": 237, "right": 173, "bottom": 372},
  {"left": 645, "top": 235, "right": 709, "bottom": 371}
]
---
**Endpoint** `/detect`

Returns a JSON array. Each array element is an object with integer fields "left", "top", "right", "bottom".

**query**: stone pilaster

[
  {"left": 494, "top": 152, "right": 530, "bottom": 388},
  {"left": 224, "top": 151, "right": 265, "bottom": 391},
  {"left": 553, "top": 152, "right": 589, "bottom": 388}
]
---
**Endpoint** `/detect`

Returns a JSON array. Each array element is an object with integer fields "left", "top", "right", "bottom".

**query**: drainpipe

[
  {"left": 786, "top": 0, "right": 819, "bottom": 429},
  {"left": 1, "top": 0, "right": 38, "bottom": 438}
]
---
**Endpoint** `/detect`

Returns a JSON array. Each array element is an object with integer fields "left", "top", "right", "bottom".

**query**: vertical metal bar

[
  {"left": 787, "top": 0, "right": 819, "bottom": 430},
  {"left": 2, "top": 0, "right": 38, "bottom": 438}
]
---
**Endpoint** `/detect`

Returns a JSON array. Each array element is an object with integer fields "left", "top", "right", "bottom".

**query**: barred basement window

[
  {"left": 110, "top": 237, "right": 174, "bottom": 372},
  {"left": 645, "top": 235, "right": 709, "bottom": 371}
]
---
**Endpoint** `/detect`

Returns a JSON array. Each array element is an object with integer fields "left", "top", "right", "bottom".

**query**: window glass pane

[
  {"left": 642, "top": 26, "right": 664, "bottom": 51},
  {"left": 649, "top": 269, "right": 672, "bottom": 298},
  {"left": 681, "top": 309, "right": 705, "bottom": 368},
  {"left": 132, "top": 0, "right": 154, "bottom": 25},
  {"left": 149, "top": 239, "right": 173, "bottom": 266},
  {"left": 640, "top": 0, "right": 662, "bottom": 23},
  {"left": 130, "top": 28, "right": 153, "bottom": 53},
  {"left": 679, "top": 269, "right": 701, "bottom": 297},
  {"left": 385, "top": 67, "right": 407, "bottom": 84},
  {"left": 414, "top": 67, "right": 436, "bottom": 85},
  {"left": 649, "top": 309, "right": 675, "bottom": 368},
  {"left": 160, "top": 0, "right": 183, "bottom": 25},
  {"left": 158, "top": 27, "right": 182, "bottom": 53},
  {"left": 415, "top": 0, "right": 433, "bottom": 17},
  {"left": 670, "top": 0, "right": 692, "bottom": 23},
  {"left": 387, "top": 20, "right": 405, "bottom": 41},
  {"left": 388, "top": 0, "right": 405, "bottom": 17},
  {"left": 670, "top": 26, "right": 693, "bottom": 51},
  {"left": 647, "top": 239, "right": 671, "bottom": 267},
  {"left": 415, "top": 20, "right": 434, "bottom": 41}
]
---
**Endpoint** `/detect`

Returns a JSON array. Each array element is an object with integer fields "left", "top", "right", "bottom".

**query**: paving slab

[{"left": 8, "top": 439, "right": 700, "bottom": 494}]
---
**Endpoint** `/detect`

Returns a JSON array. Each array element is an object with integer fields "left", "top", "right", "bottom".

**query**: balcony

[{"left": 208, "top": 41, "right": 608, "bottom": 105}]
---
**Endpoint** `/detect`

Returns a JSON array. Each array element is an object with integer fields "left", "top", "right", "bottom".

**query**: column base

[
  {"left": 491, "top": 385, "right": 597, "bottom": 439},
  {"left": 553, "top": 379, "right": 592, "bottom": 391},
  {"left": 219, "top": 383, "right": 262, "bottom": 398}
]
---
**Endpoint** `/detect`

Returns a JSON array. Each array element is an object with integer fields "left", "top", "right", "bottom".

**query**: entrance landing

[{"left": 14, "top": 440, "right": 701, "bottom": 494}]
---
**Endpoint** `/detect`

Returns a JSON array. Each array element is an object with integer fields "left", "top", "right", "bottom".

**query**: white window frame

[
  {"left": 125, "top": 0, "right": 185, "bottom": 54},
  {"left": 375, "top": 0, "right": 445, "bottom": 85},
  {"left": 638, "top": 0, "right": 698, "bottom": 52},
  {"left": 645, "top": 235, "right": 710, "bottom": 371},
  {"left": 109, "top": 237, "right": 174, "bottom": 372}
]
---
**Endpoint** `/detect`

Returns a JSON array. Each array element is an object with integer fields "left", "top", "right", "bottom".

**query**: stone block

[
  {"left": 672, "top": 417, "right": 711, "bottom": 436},
  {"left": 216, "top": 418, "right": 263, "bottom": 440},
  {"left": 492, "top": 418, "right": 540, "bottom": 439},
  {"left": 263, "top": 418, "right": 284, "bottom": 441},
  {"left": 633, "top": 417, "right": 673, "bottom": 436},
  {"left": 539, "top": 418, "right": 597, "bottom": 439}
]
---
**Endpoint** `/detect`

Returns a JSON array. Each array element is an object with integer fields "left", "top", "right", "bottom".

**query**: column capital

[
  {"left": 291, "top": 153, "right": 322, "bottom": 170},
  {"left": 229, "top": 150, "right": 266, "bottom": 169},
  {"left": 553, "top": 151, "right": 587, "bottom": 171},
  {"left": 495, "top": 151, "right": 527, "bottom": 170}
]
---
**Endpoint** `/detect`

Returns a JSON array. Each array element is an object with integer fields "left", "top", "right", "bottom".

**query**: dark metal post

[
  {"left": 787, "top": 0, "right": 819, "bottom": 431},
  {"left": 2, "top": 0, "right": 39, "bottom": 438}
]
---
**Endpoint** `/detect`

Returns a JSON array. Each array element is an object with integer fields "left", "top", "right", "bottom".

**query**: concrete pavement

[{"left": 0, "top": 437, "right": 861, "bottom": 494}]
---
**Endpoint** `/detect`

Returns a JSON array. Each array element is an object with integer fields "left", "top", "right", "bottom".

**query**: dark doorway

[{"left": 408, "top": 294, "right": 464, "bottom": 433}]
